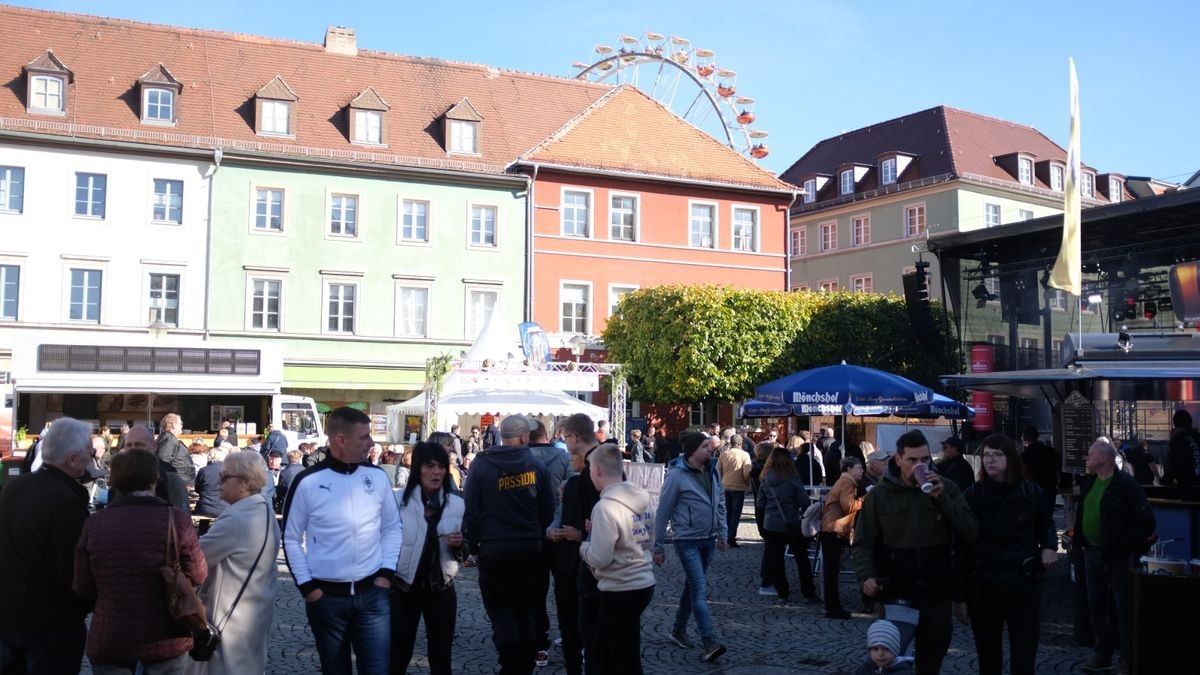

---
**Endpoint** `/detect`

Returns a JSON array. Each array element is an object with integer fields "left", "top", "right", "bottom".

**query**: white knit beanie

[{"left": 866, "top": 619, "right": 901, "bottom": 656}]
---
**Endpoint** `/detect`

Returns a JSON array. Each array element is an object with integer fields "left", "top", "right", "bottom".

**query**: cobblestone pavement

[{"left": 262, "top": 502, "right": 1094, "bottom": 674}]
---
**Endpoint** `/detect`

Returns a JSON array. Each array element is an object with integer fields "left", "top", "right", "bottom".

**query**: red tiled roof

[
  {"left": 518, "top": 86, "right": 793, "bottom": 193},
  {"left": 0, "top": 5, "right": 610, "bottom": 174},
  {"left": 781, "top": 105, "right": 1126, "bottom": 203}
]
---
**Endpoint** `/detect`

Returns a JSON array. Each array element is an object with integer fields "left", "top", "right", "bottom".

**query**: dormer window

[
  {"left": 840, "top": 169, "right": 854, "bottom": 195},
  {"left": 254, "top": 76, "right": 298, "bottom": 137},
  {"left": 348, "top": 87, "right": 389, "bottom": 146},
  {"left": 443, "top": 98, "right": 483, "bottom": 156},
  {"left": 880, "top": 158, "right": 897, "bottom": 185},
  {"left": 802, "top": 179, "right": 816, "bottom": 204},
  {"left": 1050, "top": 165, "right": 1064, "bottom": 192},
  {"left": 23, "top": 51, "right": 73, "bottom": 116},
  {"left": 1109, "top": 177, "right": 1123, "bottom": 203},
  {"left": 1081, "top": 172, "right": 1095, "bottom": 198},
  {"left": 1018, "top": 157, "right": 1034, "bottom": 185},
  {"left": 137, "top": 64, "right": 182, "bottom": 126}
]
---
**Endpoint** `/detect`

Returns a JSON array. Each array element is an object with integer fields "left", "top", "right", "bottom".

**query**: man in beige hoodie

[
  {"left": 580, "top": 443, "right": 656, "bottom": 675},
  {"left": 717, "top": 434, "right": 752, "bottom": 547}
]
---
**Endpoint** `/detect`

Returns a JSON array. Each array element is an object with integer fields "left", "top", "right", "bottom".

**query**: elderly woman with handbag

[
  {"left": 74, "top": 449, "right": 208, "bottom": 675},
  {"left": 819, "top": 455, "right": 865, "bottom": 619},
  {"left": 185, "top": 451, "right": 280, "bottom": 674}
]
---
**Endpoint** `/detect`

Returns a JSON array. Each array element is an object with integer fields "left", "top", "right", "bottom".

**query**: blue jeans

[
  {"left": 673, "top": 539, "right": 717, "bottom": 640},
  {"left": 305, "top": 583, "right": 391, "bottom": 675},
  {"left": 1084, "top": 549, "right": 1136, "bottom": 662}
]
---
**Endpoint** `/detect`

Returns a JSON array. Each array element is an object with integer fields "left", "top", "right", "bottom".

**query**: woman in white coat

[
  {"left": 185, "top": 451, "right": 281, "bottom": 675},
  {"left": 391, "top": 441, "right": 467, "bottom": 675}
]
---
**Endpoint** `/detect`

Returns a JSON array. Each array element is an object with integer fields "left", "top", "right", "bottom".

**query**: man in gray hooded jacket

[
  {"left": 653, "top": 432, "right": 728, "bottom": 663},
  {"left": 529, "top": 419, "right": 570, "bottom": 667}
]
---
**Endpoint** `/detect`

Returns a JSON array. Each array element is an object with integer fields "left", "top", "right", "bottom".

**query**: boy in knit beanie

[{"left": 853, "top": 620, "right": 913, "bottom": 674}]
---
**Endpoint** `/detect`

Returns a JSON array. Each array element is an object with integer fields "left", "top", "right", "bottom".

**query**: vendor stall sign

[
  {"left": 455, "top": 371, "right": 599, "bottom": 392},
  {"left": 1059, "top": 390, "right": 1094, "bottom": 475}
]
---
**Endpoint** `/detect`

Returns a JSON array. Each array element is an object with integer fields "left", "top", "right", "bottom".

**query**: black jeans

[
  {"left": 592, "top": 586, "right": 654, "bottom": 675},
  {"left": 967, "top": 583, "right": 1040, "bottom": 675},
  {"left": 762, "top": 530, "right": 816, "bottom": 600},
  {"left": 724, "top": 490, "right": 746, "bottom": 544},
  {"left": 534, "top": 543, "right": 553, "bottom": 651},
  {"left": 819, "top": 532, "right": 848, "bottom": 612},
  {"left": 478, "top": 548, "right": 542, "bottom": 675},
  {"left": 0, "top": 623, "right": 86, "bottom": 675},
  {"left": 755, "top": 501, "right": 768, "bottom": 587},
  {"left": 1084, "top": 549, "right": 1136, "bottom": 662},
  {"left": 390, "top": 583, "right": 457, "bottom": 675},
  {"left": 550, "top": 542, "right": 583, "bottom": 675},
  {"left": 912, "top": 598, "right": 953, "bottom": 675},
  {"left": 576, "top": 563, "right": 601, "bottom": 675}
]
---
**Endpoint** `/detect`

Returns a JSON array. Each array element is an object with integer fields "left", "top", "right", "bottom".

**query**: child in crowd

[{"left": 853, "top": 620, "right": 913, "bottom": 674}]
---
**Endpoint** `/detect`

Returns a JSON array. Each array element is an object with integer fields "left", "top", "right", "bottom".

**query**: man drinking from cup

[{"left": 852, "top": 430, "right": 979, "bottom": 675}]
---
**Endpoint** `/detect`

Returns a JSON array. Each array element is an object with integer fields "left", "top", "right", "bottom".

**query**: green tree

[{"left": 603, "top": 286, "right": 958, "bottom": 403}]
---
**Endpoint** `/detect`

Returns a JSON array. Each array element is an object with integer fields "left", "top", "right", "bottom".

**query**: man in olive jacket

[{"left": 853, "top": 430, "right": 979, "bottom": 675}]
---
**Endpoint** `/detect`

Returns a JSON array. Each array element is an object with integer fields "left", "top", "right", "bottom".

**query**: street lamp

[
  {"left": 569, "top": 334, "right": 588, "bottom": 363},
  {"left": 147, "top": 308, "right": 170, "bottom": 340}
]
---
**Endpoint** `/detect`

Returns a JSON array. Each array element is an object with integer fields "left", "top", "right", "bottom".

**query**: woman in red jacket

[{"left": 74, "top": 448, "right": 207, "bottom": 675}]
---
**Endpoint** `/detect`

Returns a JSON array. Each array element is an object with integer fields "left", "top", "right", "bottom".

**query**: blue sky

[{"left": 16, "top": 0, "right": 1198, "bottom": 182}]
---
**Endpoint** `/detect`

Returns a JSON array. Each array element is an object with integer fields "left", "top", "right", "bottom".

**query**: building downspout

[
  {"left": 202, "top": 148, "right": 223, "bottom": 340},
  {"left": 524, "top": 164, "right": 539, "bottom": 322},
  {"left": 784, "top": 191, "right": 801, "bottom": 290}
]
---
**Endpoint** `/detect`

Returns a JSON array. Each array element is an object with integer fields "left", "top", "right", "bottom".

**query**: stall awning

[
  {"left": 12, "top": 373, "right": 280, "bottom": 396},
  {"left": 283, "top": 365, "right": 424, "bottom": 391},
  {"left": 941, "top": 361, "right": 1200, "bottom": 401}
]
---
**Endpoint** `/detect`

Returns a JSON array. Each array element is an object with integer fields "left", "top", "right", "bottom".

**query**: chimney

[{"left": 324, "top": 26, "right": 357, "bottom": 56}]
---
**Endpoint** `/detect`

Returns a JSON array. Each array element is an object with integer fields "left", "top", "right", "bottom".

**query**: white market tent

[{"left": 386, "top": 315, "right": 607, "bottom": 440}]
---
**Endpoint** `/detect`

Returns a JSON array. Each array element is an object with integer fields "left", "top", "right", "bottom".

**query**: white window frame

[
  {"left": 851, "top": 214, "right": 871, "bottom": 246},
  {"left": 609, "top": 191, "right": 640, "bottom": 242},
  {"left": 398, "top": 198, "right": 431, "bottom": 245},
  {"left": 731, "top": 205, "right": 760, "bottom": 252},
  {"left": 353, "top": 110, "right": 383, "bottom": 145},
  {"left": 244, "top": 273, "right": 285, "bottom": 332},
  {"left": 839, "top": 169, "right": 854, "bottom": 195},
  {"left": 802, "top": 178, "right": 816, "bottom": 204},
  {"left": 984, "top": 275, "right": 1000, "bottom": 298},
  {"left": 689, "top": 402, "right": 706, "bottom": 427},
  {"left": 1048, "top": 289, "right": 1067, "bottom": 311},
  {"left": 984, "top": 203, "right": 1001, "bottom": 228},
  {"left": 394, "top": 279, "right": 433, "bottom": 338},
  {"left": 468, "top": 202, "right": 499, "bottom": 249},
  {"left": 880, "top": 158, "right": 897, "bottom": 185},
  {"left": 74, "top": 172, "right": 106, "bottom": 219},
  {"left": 322, "top": 279, "right": 359, "bottom": 335},
  {"left": 560, "top": 281, "right": 592, "bottom": 335},
  {"left": 1018, "top": 157, "right": 1033, "bottom": 185},
  {"left": 146, "top": 271, "right": 181, "bottom": 327},
  {"left": 850, "top": 273, "right": 873, "bottom": 294},
  {"left": 142, "top": 87, "right": 175, "bottom": 125},
  {"left": 29, "top": 75, "right": 65, "bottom": 115},
  {"left": 151, "top": 178, "right": 184, "bottom": 224},
  {"left": 790, "top": 228, "right": 806, "bottom": 257},
  {"left": 817, "top": 278, "right": 839, "bottom": 292},
  {"left": 64, "top": 266, "right": 104, "bottom": 324},
  {"left": 0, "top": 261, "right": 22, "bottom": 321},
  {"left": 561, "top": 187, "right": 593, "bottom": 238},
  {"left": 463, "top": 283, "right": 500, "bottom": 339},
  {"left": 250, "top": 186, "right": 286, "bottom": 234},
  {"left": 1018, "top": 209, "right": 1034, "bottom": 221},
  {"left": 793, "top": 284, "right": 809, "bottom": 292},
  {"left": 327, "top": 191, "right": 361, "bottom": 240},
  {"left": 0, "top": 165, "right": 24, "bottom": 214},
  {"left": 1050, "top": 165, "right": 1064, "bottom": 192},
  {"left": 449, "top": 120, "right": 478, "bottom": 155},
  {"left": 819, "top": 220, "right": 837, "bottom": 252},
  {"left": 1081, "top": 172, "right": 1095, "bottom": 198},
  {"left": 260, "top": 100, "right": 292, "bottom": 136},
  {"left": 1109, "top": 178, "right": 1123, "bottom": 203},
  {"left": 904, "top": 202, "right": 926, "bottom": 238},
  {"left": 608, "top": 283, "right": 638, "bottom": 319},
  {"left": 688, "top": 200, "right": 718, "bottom": 249}
]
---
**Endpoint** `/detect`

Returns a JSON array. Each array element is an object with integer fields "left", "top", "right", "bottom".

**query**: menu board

[{"left": 1060, "top": 391, "right": 1094, "bottom": 475}]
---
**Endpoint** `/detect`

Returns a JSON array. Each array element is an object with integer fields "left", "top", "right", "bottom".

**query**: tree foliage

[{"left": 603, "top": 285, "right": 959, "bottom": 403}]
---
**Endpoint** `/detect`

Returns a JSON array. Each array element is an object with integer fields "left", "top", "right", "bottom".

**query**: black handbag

[{"left": 190, "top": 500, "right": 273, "bottom": 661}]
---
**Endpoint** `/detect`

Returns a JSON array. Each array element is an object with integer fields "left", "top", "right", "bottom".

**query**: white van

[{"left": 273, "top": 395, "right": 326, "bottom": 448}]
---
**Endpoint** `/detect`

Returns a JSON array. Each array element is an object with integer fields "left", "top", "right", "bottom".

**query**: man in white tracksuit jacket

[{"left": 283, "top": 407, "right": 403, "bottom": 675}]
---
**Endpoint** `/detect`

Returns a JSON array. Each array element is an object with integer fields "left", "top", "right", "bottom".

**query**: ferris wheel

[{"left": 572, "top": 33, "right": 769, "bottom": 160}]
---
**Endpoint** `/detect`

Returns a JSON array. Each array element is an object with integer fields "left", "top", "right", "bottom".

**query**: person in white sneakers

[{"left": 581, "top": 443, "right": 655, "bottom": 675}]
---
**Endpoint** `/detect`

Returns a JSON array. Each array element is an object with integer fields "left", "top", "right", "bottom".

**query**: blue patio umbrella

[{"left": 754, "top": 362, "right": 935, "bottom": 410}]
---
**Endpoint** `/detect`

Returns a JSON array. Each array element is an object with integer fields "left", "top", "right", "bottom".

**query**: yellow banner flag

[{"left": 1048, "top": 58, "right": 1082, "bottom": 296}]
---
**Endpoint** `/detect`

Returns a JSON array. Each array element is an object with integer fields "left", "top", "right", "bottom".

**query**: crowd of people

[{"left": 0, "top": 406, "right": 1184, "bottom": 675}]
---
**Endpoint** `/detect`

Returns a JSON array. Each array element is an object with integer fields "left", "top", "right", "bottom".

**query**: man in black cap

[
  {"left": 935, "top": 436, "right": 975, "bottom": 492},
  {"left": 1021, "top": 425, "right": 1061, "bottom": 504}
]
